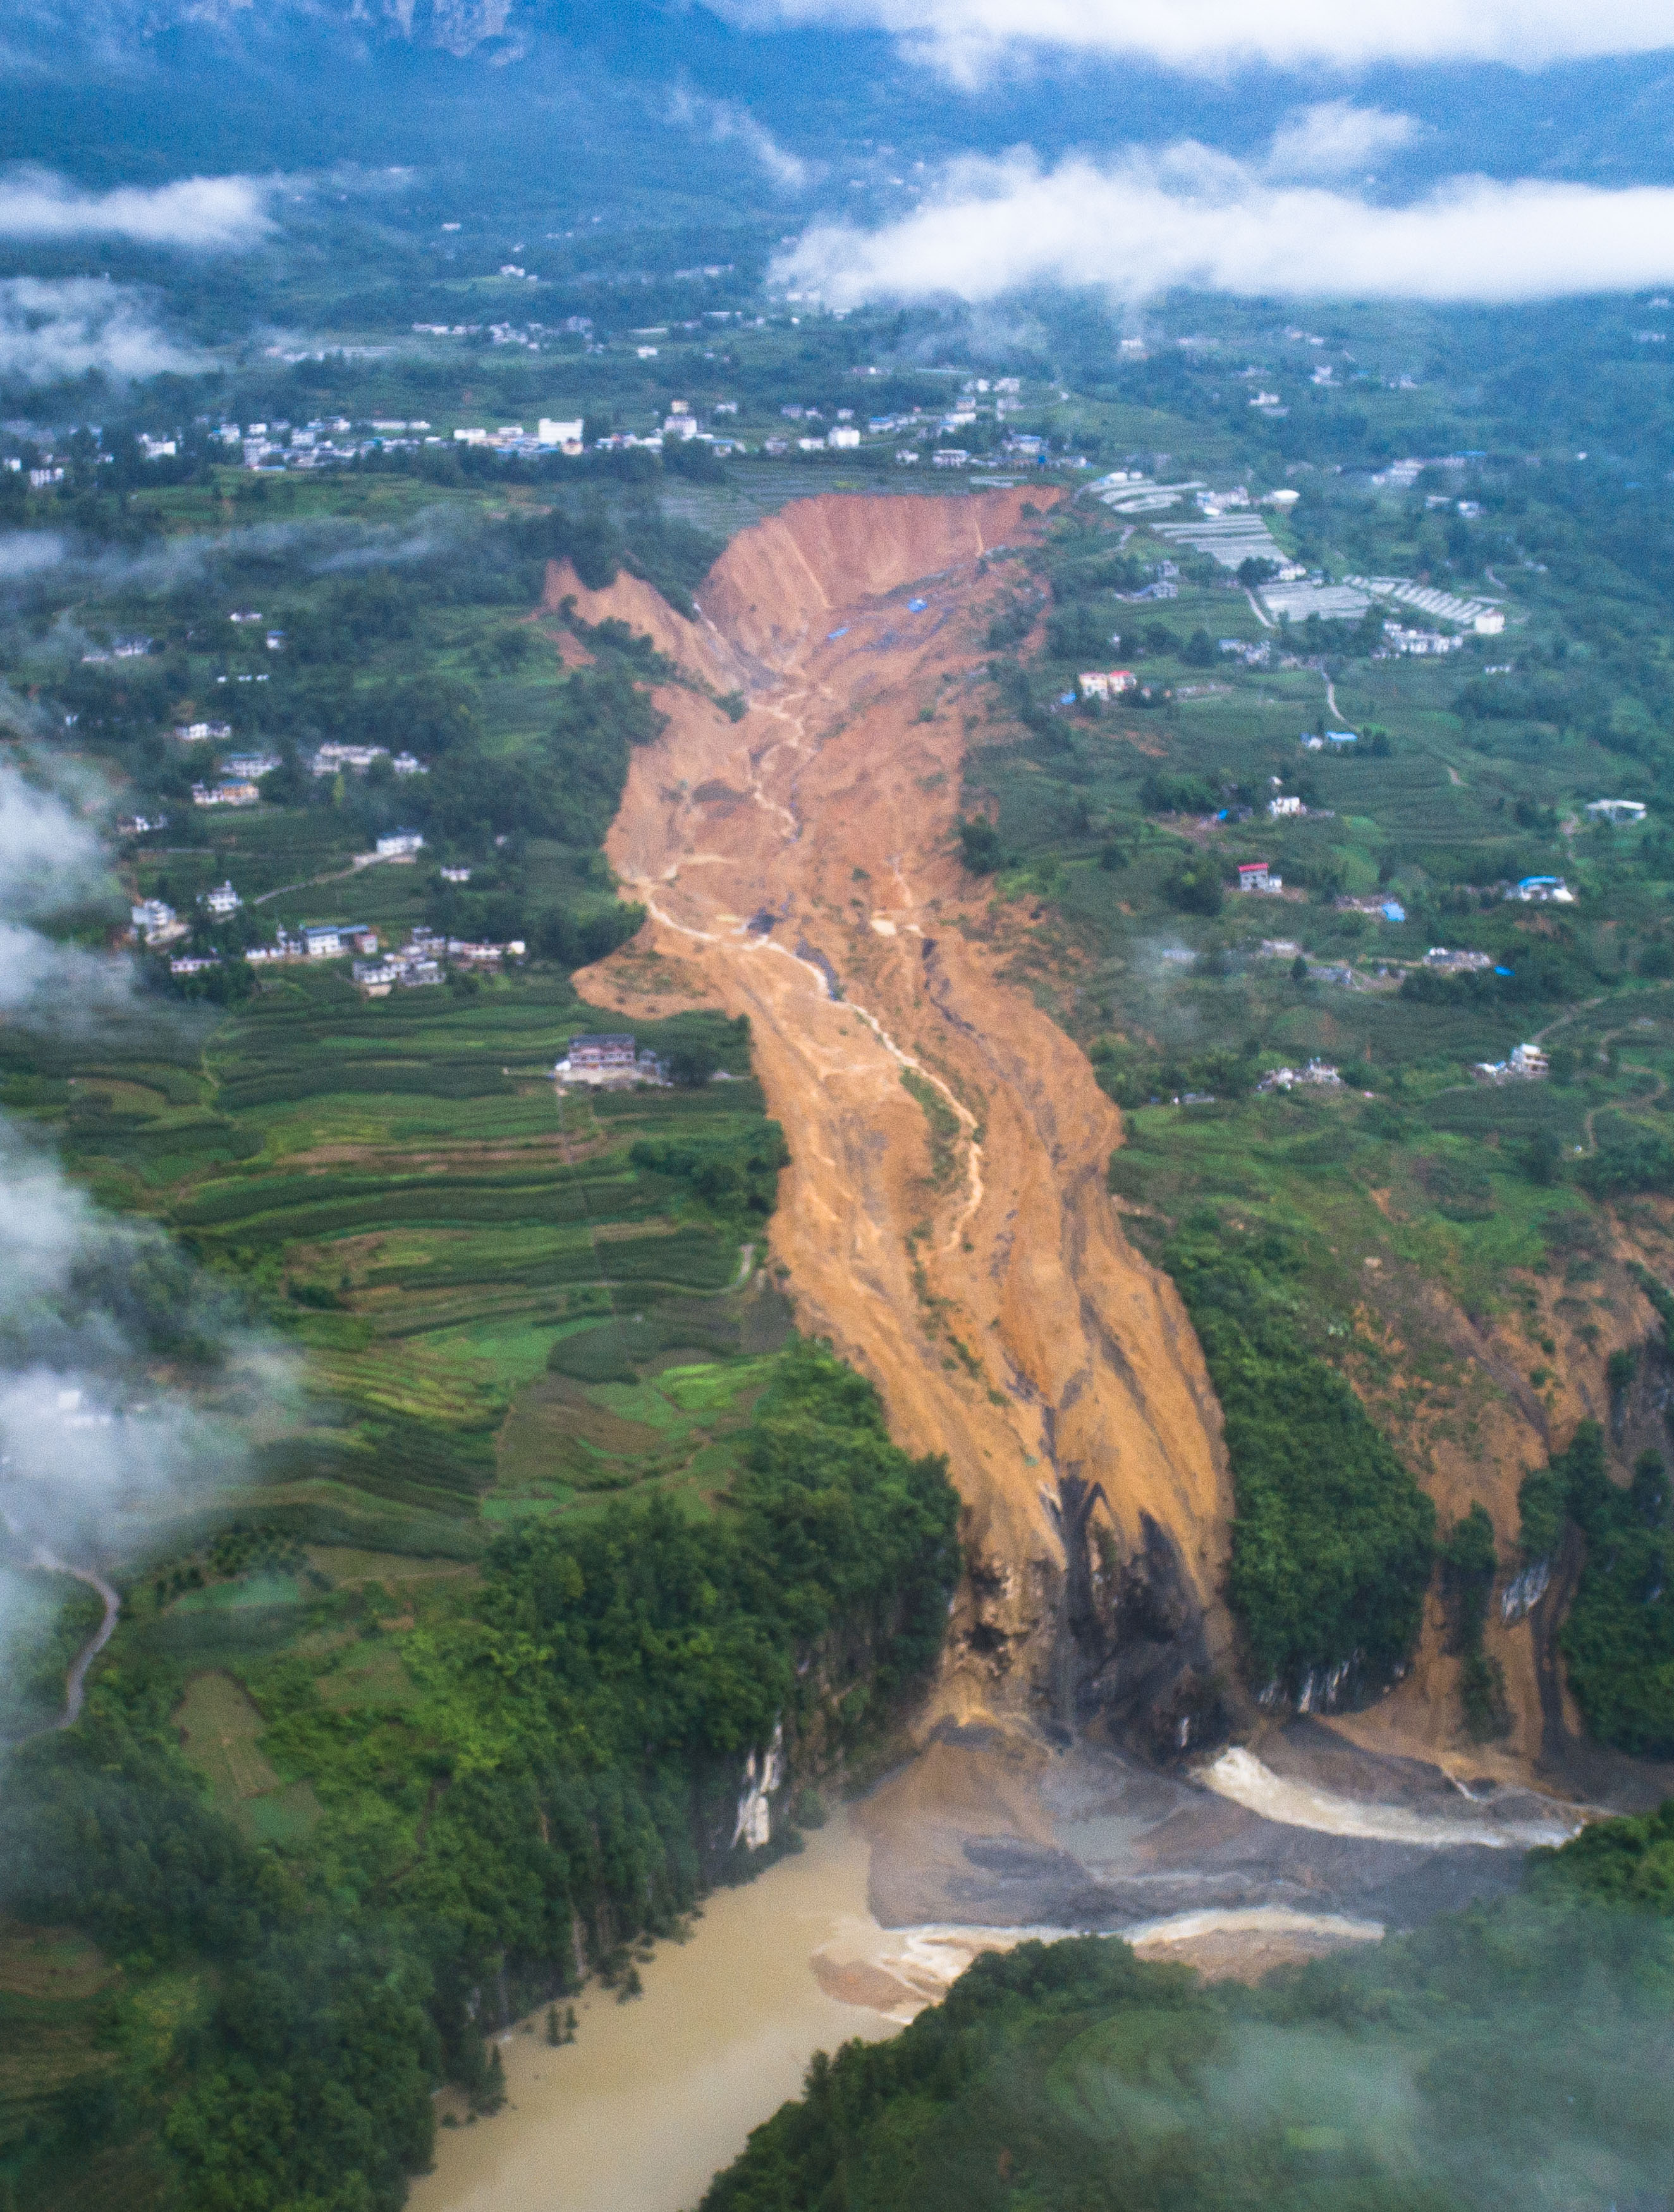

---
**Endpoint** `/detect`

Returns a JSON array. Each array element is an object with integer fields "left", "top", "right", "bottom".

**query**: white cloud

[
  {"left": 668, "top": 88, "right": 810, "bottom": 191},
  {"left": 0, "top": 277, "right": 206, "bottom": 385},
  {"left": 0, "top": 165, "right": 272, "bottom": 248},
  {"left": 1265, "top": 103, "right": 1419, "bottom": 179},
  {"left": 712, "top": 0, "right": 1674, "bottom": 74},
  {"left": 778, "top": 147, "right": 1674, "bottom": 307}
]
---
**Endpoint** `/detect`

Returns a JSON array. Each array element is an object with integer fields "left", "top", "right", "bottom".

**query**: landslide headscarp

[{"left": 555, "top": 492, "right": 1234, "bottom": 1739}]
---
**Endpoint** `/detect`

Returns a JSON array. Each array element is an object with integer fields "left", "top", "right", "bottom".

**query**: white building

[
  {"left": 173, "top": 720, "right": 233, "bottom": 743},
  {"left": 828, "top": 425, "right": 861, "bottom": 449},
  {"left": 1078, "top": 670, "right": 1137, "bottom": 701},
  {"left": 300, "top": 923, "right": 379, "bottom": 960},
  {"left": 1586, "top": 799, "right": 1646, "bottom": 825},
  {"left": 376, "top": 830, "right": 425, "bottom": 859},
  {"left": 1269, "top": 794, "right": 1304, "bottom": 817},
  {"left": 202, "top": 881, "right": 241, "bottom": 918},
  {"left": 130, "top": 898, "right": 180, "bottom": 945},
  {"left": 312, "top": 743, "right": 389, "bottom": 776},
  {"left": 191, "top": 781, "right": 260, "bottom": 808},
  {"left": 537, "top": 418, "right": 585, "bottom": 449}
]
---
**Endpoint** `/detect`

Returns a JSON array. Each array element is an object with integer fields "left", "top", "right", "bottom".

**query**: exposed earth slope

[{"left": 557, "top": 492, "right": 1233, "bottom": 1739}]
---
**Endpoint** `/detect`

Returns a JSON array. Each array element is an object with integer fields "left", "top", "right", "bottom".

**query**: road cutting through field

[{"left": 559, "top": 492, "right": 1233, "bottom": 1727}]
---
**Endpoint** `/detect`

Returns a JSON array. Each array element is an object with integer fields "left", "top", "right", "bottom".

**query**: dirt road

[{"left": 562, "top": 493, "right": 1232, "bottom": 1734}]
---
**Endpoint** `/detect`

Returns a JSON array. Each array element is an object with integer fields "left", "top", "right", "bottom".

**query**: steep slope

[{"left": 553, "top": 493, "right": 1234, "bottom": 1740}]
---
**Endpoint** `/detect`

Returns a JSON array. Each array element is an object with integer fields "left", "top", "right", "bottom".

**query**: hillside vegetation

[
  {"left": 964, "top": 482, "right": 1674, "bottom": 1752},
  {"left": 701, "top": 1802, "right": 1674, "bottom": 2212},
  {"left": 0, "top": 480, "right": 962, "bottom": 2212}
]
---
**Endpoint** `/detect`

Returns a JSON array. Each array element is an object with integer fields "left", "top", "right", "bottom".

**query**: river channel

[
  {"left": 407, "top": 1814, "right": 896, "bottom": 2212},
  {"left": 410, "top": 1728, "right": 1582, "bottom": 2212}
]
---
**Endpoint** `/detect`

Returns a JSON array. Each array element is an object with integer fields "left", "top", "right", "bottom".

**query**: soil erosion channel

[
  {"left": 566, "top": 490, "right": 1233, "bottom": 1742},
  {"left": 414, "top": 494, "right": 1587, "bottom": 2211}
]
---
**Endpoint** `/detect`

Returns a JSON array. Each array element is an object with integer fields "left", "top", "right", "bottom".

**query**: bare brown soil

[{"left": 556, "top": 494, "right": 1233, "bottom": 1732}]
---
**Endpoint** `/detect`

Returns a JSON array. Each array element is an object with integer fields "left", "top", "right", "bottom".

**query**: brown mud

[
  {"left": 558, "top": 492, "right": 1235, "bottom": 1749},
  {"left": 549, "top": 490, "right": 1666, "bottom": 1932}
]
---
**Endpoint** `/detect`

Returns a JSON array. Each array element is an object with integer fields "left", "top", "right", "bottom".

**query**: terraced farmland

[{"left": 6, "top": 968, "right": 788, "bottom": 1556}]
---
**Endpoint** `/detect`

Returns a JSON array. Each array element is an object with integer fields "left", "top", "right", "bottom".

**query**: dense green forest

[
  {"left": 1157, "top": 1217, "right": 1435, "bottom": 1698},
  {"left": 700, "top": 1802, "right": 1674, "bottom": 2212}
]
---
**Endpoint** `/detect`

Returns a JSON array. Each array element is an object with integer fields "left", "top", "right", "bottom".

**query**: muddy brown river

[
  {"left": 408, "top": 1730, "right": 1580, "bottom": 2212},
  {"left": 407, "top": 1816, "right": 896, "bottom": 2212}
]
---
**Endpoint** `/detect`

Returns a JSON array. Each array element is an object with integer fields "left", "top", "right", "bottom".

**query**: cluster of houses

[
  {"left": 1424, "top": 946, "right": 1494, "bottom": 974},
  {"left": 352, "top": 927, "right": 527, "bottom": 995},
  {"left": 1472, "top": 1043, "right": 1549, "bottom": 1085},
  {"left": 553, "top": 1033, "right": 669, "bottom": 1089},
  {"left": 1258, "top": 1060, "right": 1345, "bottom": 1092},
  {"left": 1077, "top": 669, "right": 1137, "bottom": 701},
  {"left": 312, "top": 743, "right": 427, "bottom": 777},
  {"left": 250, "top": 922, "right": 382, "bottom": 965},
  {"left": 1376, "top": 622, "right": 1465, "bottom": 657}
]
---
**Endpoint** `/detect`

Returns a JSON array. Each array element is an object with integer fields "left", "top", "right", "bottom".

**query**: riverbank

[
  {"left": 410, "top": 1715, "right": 1570, "bottom": 2212},
  {"left": 408, "top": 1815, "right": 896, "bottom": 2212}
]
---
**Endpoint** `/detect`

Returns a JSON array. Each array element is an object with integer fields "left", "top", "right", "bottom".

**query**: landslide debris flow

[{"left": 561, "top": 492, "right": 1233, "bottom": 1732}]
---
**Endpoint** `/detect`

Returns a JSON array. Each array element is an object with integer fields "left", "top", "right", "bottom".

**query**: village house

[
  {"left": 1425, "top": 946, "right": 1493, "bottom": 973},
  {"left": 1268, "top": 794, "right": 1304, "bottom": 818},
  {"left": 376, "top": 830, "right": 425, "bottom": 860},
  {"left": 1507, "top": 875, "right": 1575, "bottom": 905},
  {"left": 1259, "top": 1059, "right": 1343, "bottom": 1093},
  {"left": 301, "top": 923, "right": 379, "bottom": 960},
  {"left": 1078, "top": 670, "right": 1137, "bottom": 701},
  {"left": 1474, "top": 1042, "right": 1549, "bottom": 1083},
  {"left": 1237, "top": 860, "right": 1283, "bottom": 893},
  {"left": 191, "top": 780, "right": 260, "bottom": 808},
  {"left": 202, "top": 881, "right": 241, "bottom": 918},
  {"left": 1586, "top": 799, "right": 1647, "bottom": 825},
  {"left": 554, "top": 1034, "right": 669, "bottom": 1089},
  {"left": 312, "top": 743, "right": 389, "bottom": 775},
  {"left": 130, "top": 898, "right": 184, "bottom": 946},
  {"left": 173, "top": 720, "right": 233, "bottom": 743},
  {"left": 223, "top": 753, "right": 279, "bottom": 781}
]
